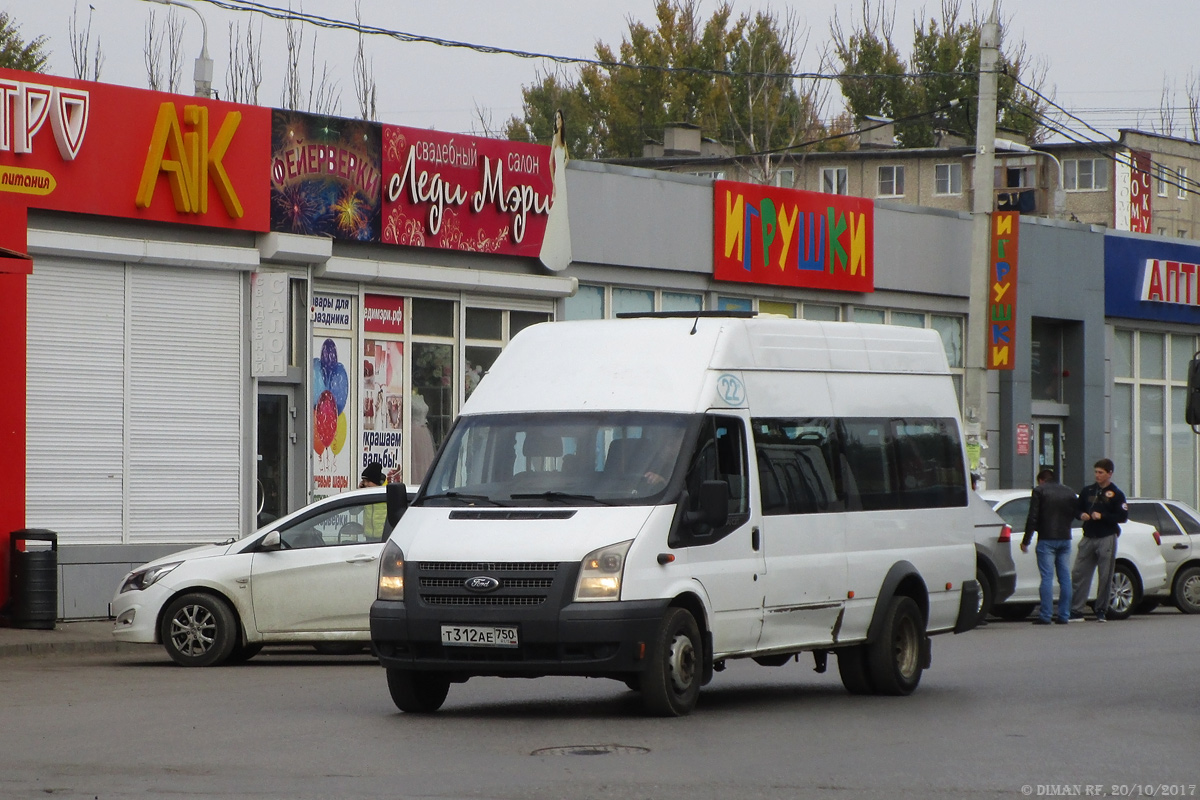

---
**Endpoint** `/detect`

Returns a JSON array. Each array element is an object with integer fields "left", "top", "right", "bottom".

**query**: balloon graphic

[
  {"left": 311, "top": 358, "right": 327, "bottom": 407},
  {"left": 314, "top": 390, "right": 338, "bottom": 448},
  {"left": 320, "top": 339, "right": 339, "bottom": 381},
  {"left": 312, "top": 408, "right": 326, "bottom": 456},
  {"left": 331, "top": 412, "right": 348, "bottom": 454},
  {"left": 327, "top": 362, "right": 350, "bottom": 414}
]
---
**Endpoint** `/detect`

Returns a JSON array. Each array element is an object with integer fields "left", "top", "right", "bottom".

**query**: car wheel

[
  {"left": 227, "top": 641, "right": 263, "bottom": 664},
  {"left": 993, "top": 602, "right": 1035, "bottom": 621},
  {"left": 159, "top": 593, "right": 238, "bottom": 668},
  {"left": 836, "top": 644, "right": 875, "bottom": 695},
  {"left": 1106, "top": 562, "right": 1140, "bottom": 620},
  {"left": 386, "top": 669, "right": 450, "bottom": 713},
  {"left": 975, "top": 566, "right": 995, "bottom": 624},
  {"left": 641, "top": 607, "right": 702, "bottom": 717},
  {"left": 1173, "top": 565, "right": 1200, "bottom": 614},
  {"left": 866, "top": 596, "right": 925, "bottom": 696},
  {"left": 622, "top": 675, "right": 642, "bottom": 693},
  {"left": 1134, "top": 598, "right": 1160, "bottom": 614}
]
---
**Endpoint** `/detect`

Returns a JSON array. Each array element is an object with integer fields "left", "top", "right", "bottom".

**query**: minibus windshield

[{"left": 421, "top": 412, "right": 695, "bottom": 507}]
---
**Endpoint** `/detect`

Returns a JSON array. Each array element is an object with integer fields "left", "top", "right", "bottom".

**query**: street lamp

[
  {"left": 145, "top": 0, "right": 213, "bottom": 98},
  {"left": 994, "top": 137, "right": 1066, "bottom": 218}
]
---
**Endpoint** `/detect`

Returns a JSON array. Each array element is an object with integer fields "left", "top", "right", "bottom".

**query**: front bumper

[
  {"left": 109, "top": 585, "right": 171, "bottom": 644},
  {"left": 371, "top": 597, "right": 671, "bottom": 678}
]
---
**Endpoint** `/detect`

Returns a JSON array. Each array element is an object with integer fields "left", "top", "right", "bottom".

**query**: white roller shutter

[
  {"left": 26, "top": 258, "right": 126, "bottom": 543},
  {"left": 127, "top": 265, "right": 243, "bottom": 543},
  {"left": 27, "top": 259, "right": 245, "bottom": 545}
]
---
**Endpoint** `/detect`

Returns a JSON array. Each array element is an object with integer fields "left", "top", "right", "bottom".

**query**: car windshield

[{"left": 421, "top": 412, "right": 695, "bottom": 507}]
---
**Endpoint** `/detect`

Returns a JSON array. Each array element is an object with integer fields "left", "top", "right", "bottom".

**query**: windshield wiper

[
  {"left": 509, "top": 491, "right": 616, "bottom": 506},
  {"left": 421, "top": 491, "right": 507, "bottom": 507}
]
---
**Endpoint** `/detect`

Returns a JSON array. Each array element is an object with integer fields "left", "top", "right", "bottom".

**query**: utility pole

[{"left": 965, "top": 5, "right": 1001, "bottom": 487}]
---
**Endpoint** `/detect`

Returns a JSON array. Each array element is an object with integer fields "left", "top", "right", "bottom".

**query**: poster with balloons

[{"left": 312, "top": 335, "right": 353, "bottom": 498}]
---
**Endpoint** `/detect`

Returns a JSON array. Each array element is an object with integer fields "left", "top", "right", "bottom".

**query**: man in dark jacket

[
  {"left": 1069, "top": 458, "right": 1129, "bottom": 622},
  {"left": 1022, "top": 469, "right": 1077, "bottom": 625}
]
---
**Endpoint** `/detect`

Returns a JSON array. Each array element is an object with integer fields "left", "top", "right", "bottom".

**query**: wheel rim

[
  {"left": 667, "top": 632, "right": 696, "bottom": 693},
  {"left": 892, "top": 615, "right": 919, "bottom": 679},
  {"left": 1182, "top": 573, "right": 1200, "bottom": 609},
  {"left": 169, "top": 604, "right": 218, "bottom": 657},
  {"left": 1109, "top": 572, "right": 1134, "bottom": 614}
]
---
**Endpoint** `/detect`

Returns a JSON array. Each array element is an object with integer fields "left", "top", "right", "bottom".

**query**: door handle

[
  {"left": 1174, "top": 544, "right": 1189, "bottom": 550},
  {"left": 346, "top": 554, "right": 379, "bottom": 563},
  {"left": 751, "top": 526, "right": 760, "bottom": 551}
]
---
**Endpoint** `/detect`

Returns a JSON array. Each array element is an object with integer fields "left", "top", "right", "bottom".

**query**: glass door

[
  {"left": 1033, "top": 419, "right": 1063, "bottom": 483},
  {"left": 258, "top": 387, "right": 296, "bottom": 528}
]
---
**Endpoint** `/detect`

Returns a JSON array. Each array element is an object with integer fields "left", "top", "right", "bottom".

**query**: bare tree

[
  {"left": 1186, "top": 69, "right": 1200, "bottom": 142},
  {"left": 472, "top": 101, "right": 500, "bottom": 138},
  {"left": 68, "top": 2, "right": 103, "bottom": 80},
  {"left": 1158, "top": 75, "right": 1177, "bottom": 137},
  {"left": 144, "top": 7, "right": 184, "bottom": 93},
  {"left": 225, "top": 19, "right": 263, "bottom": 105},
  {"left": 352, "top": 0, "right": 376, "bottom": 120},
  {"left": 280, "top": 3, "right": 340, "bottom": 115}
]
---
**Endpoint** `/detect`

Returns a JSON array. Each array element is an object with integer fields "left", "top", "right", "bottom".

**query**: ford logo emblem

[{"left": 464, "top": 576, "right": 500, "bottom": 593}]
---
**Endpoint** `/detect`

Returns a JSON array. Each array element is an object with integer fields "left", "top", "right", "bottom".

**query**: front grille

[
  {"left": 413, "top": 561, "right": 564, "bottom": 609},
  {"left": 422, "top": 595, "right": 546, "bottom": 606}
]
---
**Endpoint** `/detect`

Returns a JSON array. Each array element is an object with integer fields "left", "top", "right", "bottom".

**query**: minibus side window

[
  {"left": 684, "top": 415, "right": 749, "bottom": 538},
  {"left": 751, "top": 418, "right": 843, "bottom": 515}
]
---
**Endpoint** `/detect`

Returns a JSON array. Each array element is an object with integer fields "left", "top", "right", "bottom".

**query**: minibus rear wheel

[
  {"left": 641, "top": 607, "right": 702, "bottom": 717},
  {"left": 866, "top": 596, "right": 924, "bottom": 696}
]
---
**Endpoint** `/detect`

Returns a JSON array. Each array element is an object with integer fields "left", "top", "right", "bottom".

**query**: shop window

[
  {"left": 1139, "top": 332, "right": 1165, "bottom": 380},
  {"left": 662, "top": 292, "right": 703, "bottom": 313},
  {"left": 1113, "top": 330, "right": 1133, "bottom": 379},
  {"left": 1030, "top": 319, "right": 1065, "bottom": 403},
  {"left": 563, "top": 284, "right": 605, "bottom": 320},
  {"left": 891, "top": 311, "right": 924, "bottom": 328},
  {"left": 412, "top": 297, "right": 455, "bottom": 337},
  {"left": 1140, "top": 385, "right": 1165, "bottom": 496},
  {"left": 511, "top": 311, "right": 549, "bottom": 337},
  {"left": 852, "top": 306, "right": 886, "bottom": 325},
  {"left": 1170, "top": 335, "right": 1194, "bottom": 382},
  {"left": 1172, "top": 386, "right": 1197, "bottom": 500},
  {"left": 758, "top": 300, "right": 796, "bottom": 318},
  {"left": 718, "top": 296, "right": 753, "bottom": 313},
  {"left": 931, "top": 315, "right": 963, "bottom": 369},
  {"left": 412, "top": 342, "right": 453, "bottom": 482},
  {"left": 802, "top": 304, "right": 839, "bottom": 321},
  {"left": 613, "top": 287, "right": 654, "bottom": 316},
  {"left": 465, "top": 307, "right": 502, "bottom": 340}
]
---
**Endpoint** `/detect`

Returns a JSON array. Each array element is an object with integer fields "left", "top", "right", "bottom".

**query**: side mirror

[
  {"left": 685, "top": 480, "right": 729, "bottom": 531},
  {"left": 259, "top": 530, "right": 282, "bottom": 551},
  {"left": 386, "top": 482, "right": 410, "bottom": 526},
  {"left": 1187, "top": 356, "right": 1200, "bottom": 427}
]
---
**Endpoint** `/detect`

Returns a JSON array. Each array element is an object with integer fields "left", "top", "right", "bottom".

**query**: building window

[
  {"left": 565, "top": 285, "right": 704, "bottom": 320},
  {"left": 758, "top": 300, "right": 796, "bottom": 318},
  {"left": 688, "top": 170, "right": 725, "bottom": 180},
  {"left": 1030, "top": 319, "right": 1065, "bottom": 403},
  {"left": 613, "top": 287, "right": 654, "bottom": 316},
  {"left": 1113, "top": 329, "right": 1199, "bottom": 502},
  {"left": 1064, "top": 158, "right": 1107, "bottom": 191},
  {"left": 1179, "top": 167, "right": 1189, "bottom": 199},
  {"left": 821, "top": 167, "right": 848, "bottom": 195},
  {"left": 774, "top": 168, "right": 795, "bottom": 188},
  {"left": 877, "top": 165, "right": 905, "bottom": 197},
  {"left": 718, "top": 296, "right": 753, "bottom": 312},
  {"left": 802, "top": 304, "right": 840, "bottom": 321},
  {"left": 935, "top": 163, "right": 962, "bottom": 195},
  {"left": 1157, "top": 163, "right": 1169, "bottom": 197},
  {"left": 563, "top": 284, "right": 605, "bottom": 320}
]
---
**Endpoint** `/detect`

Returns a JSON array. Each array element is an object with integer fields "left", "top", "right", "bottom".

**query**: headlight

[
  {"left": 119, "top": 562, "right": 182, "bottom": 593},
  {"left": 573, "top": 540, "right": 633, "bottom": 602},
  {"left": 377, "top": 538, "right": 405, "bottom": 601}
]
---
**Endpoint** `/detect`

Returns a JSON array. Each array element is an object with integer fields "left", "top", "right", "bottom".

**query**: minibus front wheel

[
  {"left": 387, "top": 668, "right": 451, "bottom": 713},
  {"left": 641, "top": 607, "right": 702, "bottom": 717}
]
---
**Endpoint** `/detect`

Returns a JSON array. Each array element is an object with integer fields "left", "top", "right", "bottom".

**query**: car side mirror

[
  {"left": 1187, "top": 356, "right": 1200, "bottom": 427},
  {"left": 685, "top": 480, "right": 729, "bottom": 531},
  {"left": 259, "top": 530, "right": 282, "bottom": 551},
  {"left": 386, "top": 482, "right": 410, "bottom": 526}
]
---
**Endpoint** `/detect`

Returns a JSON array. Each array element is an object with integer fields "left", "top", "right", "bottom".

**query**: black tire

[
  {"left": 1173, "top": 565, "right": 1200, "bottom": 614},
  {"left": 993, "top": 602, "right": 1035, "bottom": 621},
  {"left": 159, "top": 592, "right": 238, "bottom": 667},
  {"left": 1106, "top": 562, "right": 1140, "bottom": 621},
  {"left": 836, "top": 644, "right": 874, "bottom": 695},
  {"left": 312, "top": 642, "right": 368, "bottom": 656},
  {"left": 1134, "top": 598, "right": 1161, "bottom": 614},
  {"left": 622, "top": 675, "right": 642, "bottom": 693},
  {"left": 641, "top": 607, "right": 702, "bottom": 717},
  {"left": 227, "top": 641, "right": 263, "bottom": 664},
  {"left": 386, "top": 669, "right": 450, "bottom": 713},
  {"left": 866, "top": 596, "right": 925, "bottom": 696},
  {"left": 975, "top": 566, "right": 995, "bottom": 624}
]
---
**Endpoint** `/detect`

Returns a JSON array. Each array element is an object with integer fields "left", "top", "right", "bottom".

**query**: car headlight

[
  {"left": 573, "top": 540, "right": 633, "bottom": 602},
  {"left": 377, "top": 538, "right": 405, "bottom": 601},
  {"left": 119, "top": 562, "right": 182, "bottom": 593}
]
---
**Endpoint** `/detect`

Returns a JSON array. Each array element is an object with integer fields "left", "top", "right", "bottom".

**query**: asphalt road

[{"left": 1, "top": 611, "right": 1197, "bottom": 800}]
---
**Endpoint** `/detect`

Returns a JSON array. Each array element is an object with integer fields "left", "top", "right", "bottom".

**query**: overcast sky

[{"left": 4, "top": 0, "right": 1197, "bottom": 142}]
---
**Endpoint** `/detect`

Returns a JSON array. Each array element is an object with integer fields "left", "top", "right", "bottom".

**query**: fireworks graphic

[
  {"left": 274, "top": 183, "right": 328, "bottom": 236},
  {"left": 332, "top": 188, "right": 370, "bottom": 239}
]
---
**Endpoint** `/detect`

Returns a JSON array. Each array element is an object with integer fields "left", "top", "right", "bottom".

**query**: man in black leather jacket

[
  {"left": 1022, "top": 469, "right": 1078, "bottom": 625},
  {"left": 1070, "top": 458, "right": 1129, "bottom": 622}
]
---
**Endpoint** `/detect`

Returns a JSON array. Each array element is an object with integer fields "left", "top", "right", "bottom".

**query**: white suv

[{"left": 979, "top": 489, "right": 1168, "bottom": 621}]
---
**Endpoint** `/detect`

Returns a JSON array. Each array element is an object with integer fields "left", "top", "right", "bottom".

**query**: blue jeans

[{"left": 1037, "top": 539, "right": 1073, "bottom": 621}]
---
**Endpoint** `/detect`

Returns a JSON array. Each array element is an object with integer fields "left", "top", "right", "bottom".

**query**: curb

[{"left": 0, "top": 639, "right": 149, "bottom": 659}]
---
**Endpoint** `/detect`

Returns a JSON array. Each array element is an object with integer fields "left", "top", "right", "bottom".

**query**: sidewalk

[{"left": 0, "top": 619, "right": 145, "bottom": 659}]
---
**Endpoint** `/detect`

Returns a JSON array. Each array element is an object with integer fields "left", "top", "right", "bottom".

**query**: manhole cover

[{"left": 531, "top": 745, "right": 650, "bottom": 757}]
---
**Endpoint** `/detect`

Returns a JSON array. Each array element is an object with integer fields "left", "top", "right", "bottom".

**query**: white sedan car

[
  {"left": 111, "top": 487, "right": 406, "bottom": 666},
  {"left": 979, "top": 489, "right": 1168, "bottom": 621}
]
